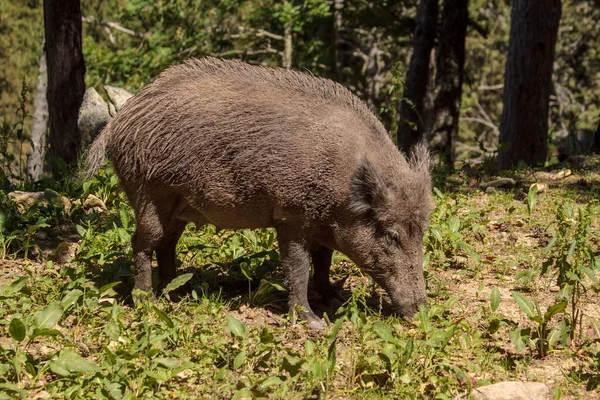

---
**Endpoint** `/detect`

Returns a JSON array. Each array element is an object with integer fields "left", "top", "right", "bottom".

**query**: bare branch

[
  {"left": 460, "top": 117, "right": 499, "bottom": 133},
  {"left": 478, "top": 83, "right": 504, "bottom": 91},
  {"left": 212, "top": 48, "right": 281, "bottom": 58},
  {"left": 468, "top": 17, "right": 488, "bottom": 38},
  {"left": 82, "top": 15, "right": 145, "bottom": 38}
]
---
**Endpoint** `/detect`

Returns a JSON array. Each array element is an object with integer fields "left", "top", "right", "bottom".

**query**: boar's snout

[{"left": 381, "top": 270, "right": 427, "bottom": 320}]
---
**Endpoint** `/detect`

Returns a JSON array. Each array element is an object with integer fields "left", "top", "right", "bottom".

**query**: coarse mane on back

[{"left": 157, "top": 57, "right": 387, "bottom": 139}]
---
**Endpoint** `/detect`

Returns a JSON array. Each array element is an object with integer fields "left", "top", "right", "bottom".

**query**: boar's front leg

[
  {"left": 311, "top": 247, "right": 344, "bottom": 304},
  {"left": 276, "top": 227, "right": 327, "bottom": 330}
]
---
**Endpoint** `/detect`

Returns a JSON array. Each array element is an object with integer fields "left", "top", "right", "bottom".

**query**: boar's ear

[
  {"left": 349, "top": 158, "right": 390, "bottom": 215},
  {"left": 408, "top": 143, "right": 431, "bottom": 180}
]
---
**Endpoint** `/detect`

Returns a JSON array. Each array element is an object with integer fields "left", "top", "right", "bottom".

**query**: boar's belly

[{"left": 176, "top": 202, "right": 275, "bottom": 230}]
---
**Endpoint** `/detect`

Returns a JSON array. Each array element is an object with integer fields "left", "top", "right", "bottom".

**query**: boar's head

[{"left": 344, "top": 146, "right": 432, "bottom": 319}]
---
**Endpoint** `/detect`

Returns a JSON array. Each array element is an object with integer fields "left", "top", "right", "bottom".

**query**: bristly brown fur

[{"left": 85, "top": 57, "right": 433, "bottom": 323}]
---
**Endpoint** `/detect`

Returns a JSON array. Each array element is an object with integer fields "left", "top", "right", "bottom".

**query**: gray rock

[
  {"left": 472, "top": 381, "right": 549, "bottom": 400},
  {"left": 480, "top": 178, "right": 516, "bottom": 190},
  {"left": 78, "top": 87, "right": 111, "bottom": 146},
  {"left": 83, "top": 194, "right": 107, "bottom": 212},
  {"left": 8, "top": 190, "right": 71, "bottom": 213},
  {"left": 105, "top": 86, "right": 133, "bottom": 113}
]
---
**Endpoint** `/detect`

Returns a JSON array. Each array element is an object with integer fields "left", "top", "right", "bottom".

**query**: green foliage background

[{"left": 1, "top": 0, "right": 599, "bottom": 154}]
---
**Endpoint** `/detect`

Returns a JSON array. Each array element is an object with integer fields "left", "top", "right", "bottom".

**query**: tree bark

[
  {"left": 283, "top": 25, "right": 293, "bottom": 69},
  {"left": 43, "top": 0, "right": 86, "bottom": 173},
  {"left": 397, "top": 0, "right": 439, "bottom": 152},
  {"left": 333, "top": 0, "right": 344, "bottom": 76},
  {"left": 430, "top": 0, "right": 468, "bottom": 167},
  {"left": 592, "top": 114, "right": 600, "bottom": 153},
  {"left": 28, "top": 44, "right": 48, "bottom": 181},
  {"left": 497, "top": 0, "right": 562, "bottom": 170}
]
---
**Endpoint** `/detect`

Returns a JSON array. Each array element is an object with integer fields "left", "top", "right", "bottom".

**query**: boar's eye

[{"left": 387, "top": 230, "right": 401, "bottom": 246}]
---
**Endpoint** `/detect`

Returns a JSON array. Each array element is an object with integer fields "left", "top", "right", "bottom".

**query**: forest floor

[{"left": 1, "top": 155, "right": 600, "bottom": 399}]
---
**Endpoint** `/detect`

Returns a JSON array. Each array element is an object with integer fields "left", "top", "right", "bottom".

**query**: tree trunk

[
  {"left": 43, "top": 0, "right": 86, "bottom": 173},
  {"left": 28, "top": 45, "right": 48, "bottom": 181},
  {"left": 283, "top": 25, "right": 293, "bottom": 69},
  {"left": 497, "top": 0, "right": 561, "bottom": 170},
  {"left": 397, "top": 0, "right": 439, "bottom": 152},
  {"left": 333, "top": 0, "right": 344, "bottom": 76},
  {"left": 430, "top": 0, "right": 468, "bottom": 167},
  {"left": 591, "top": 114, "right": 600, "bottom": 153}
]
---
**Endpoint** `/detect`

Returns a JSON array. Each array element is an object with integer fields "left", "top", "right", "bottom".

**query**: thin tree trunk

[
  {"left": 333, "top": 0, "right": 344, "bottom": 76},
  {"left": 43, "top": 0, "right": 86, "bottom": 173},
  {"left": 591, "top": 114, "right": 600, "bottom": 153},
  {"left": 430, "top": 0, "right": 468, "bottom": 167},
  {"left": 28, "top": 44, "right": 48, "bottom": 181},
  {"left": 497, "top": 0, "right": 562, "bottom": 169},
  {"left": 283, "top": 25, "right": 293, "bottom": 69},
  {"left": 397, "top": 0, "right": 439, "bottom": 152}
]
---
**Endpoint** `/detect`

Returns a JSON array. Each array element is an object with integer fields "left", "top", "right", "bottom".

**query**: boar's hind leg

[
  {"left": 311, "top": 247, "right": 344, "bottom": 304},
  {"left": 276, "top": 227, "right": 327, "bottom": 330},
  {"left": 131, "top": 199, "right": 183, "bottom": 298},
  {"left": 156, "top": 220, "right": 187, "bottom": 291}
]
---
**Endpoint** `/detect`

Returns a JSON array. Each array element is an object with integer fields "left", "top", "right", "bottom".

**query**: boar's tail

[{"left": 85, "top": 123, "right": 112, "bottom": 179}]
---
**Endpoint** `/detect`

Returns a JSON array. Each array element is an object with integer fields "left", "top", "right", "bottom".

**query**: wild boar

[{"left": 86, "top": 57, "right": 432, "bottom": 329}]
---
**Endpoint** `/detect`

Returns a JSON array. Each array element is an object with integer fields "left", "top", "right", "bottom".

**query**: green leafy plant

[
  {"left": 542, "top": 202, "right": 599, "bottom": 341},
  {"left": 510, "top": 291, "right": 568, "bottom": 358}
]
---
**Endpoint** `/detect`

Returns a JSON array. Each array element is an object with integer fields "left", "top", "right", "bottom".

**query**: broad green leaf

[
  {"left": 233, "top": 350, "right": 246, "bottom": 369},
  {"left": 567, "top": 240, "right": 577, "bottom": 260},
  {"left": 311, "top": 360, "right": 328, "bottom": 379},
  {"left": 511, "top": 292, "right": 535, "bottom": 319},
  {"left": 373, "top": 321, "right": 394, "bottom": 342},
  {"left": 305, "top": 340, "right": 315, "bottom": 356},
  {"left": 33, "top": 302, "right": 63, "bottom": 330},
  {"left": 75, "top": 224, "right": 86, "bottom": 238},
  {"left": 232, "top": 389, "right": 252, "bottom": 400},
  {"left": 98, "top": 282, "right": 121, "bottom": 295},
  {"left": 30, "top": 328, "right": 64, "bottom": 340},
  {"left": 153, "top": 305, "right": 174, "bottom": 329},
  {"left": 8, "top": 318, "right": 26, "bottom": 342},
  {"left": 544, "top": 301, "right": 567, "bottom": 321},
  {"left": 49, "top": 350, "right": 100, "bottom": 376},
  {"left": 61, "top": 289, "right": 83, "bottom": 310},
  {"left": 162, "top": 273, "right": 193, "bottom": 295},
  {"left": 509, "top": 328, "right": 528, "bottom": 352},
  {"left": 155, "top": 357, "right": 179, "bottom": 369},
  {"left": 104, "top": 319, "right": 120, "bottom": 341},
  {"left": 448, "top": 216, "right": 460, "bottom": 233},
  {"left": 260, "top": 376, "right": 283, "bottom": 388},
  {"left": 327, "top": 340, "right": 337, "bottom": 374},
  {"left": 490, "top": 287, "right": 501, "bottom": 312},
  {"left": 226, "top": 315, "right": 247, "bottom": 339},
  {"left": 0, "top": 276, "right": 28, "bottom": 297},
  {"left": 547, "top": 328, "right": 562, "bottom": 347}
]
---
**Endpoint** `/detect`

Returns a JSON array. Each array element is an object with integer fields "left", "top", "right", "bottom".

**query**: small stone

[
  {"left": 48, "top": 241, "right": 78, "bottom": 263},
  {"left": 529, "top": 183, "right": 546, "bottom": 194},
  {"left": 552, "top": 169, "right": 572, "bottom": 180},
  {"left": 78, "top": 87, "right": 111, "bottom": 146},
  {"left": 105, "top": 86, "right": 133, "bottom": 112},
  {"left": 8, "top": 190, "right": 71, "bottom": 213},
  {"left": 472, "top": 381, "right": 549, "bottom": 400},
  {"left": 83, "top": 194, "right": 107, "bottom": 212},
  {"left": 480, "top": 178, "right": 516, "bottom": 190}
]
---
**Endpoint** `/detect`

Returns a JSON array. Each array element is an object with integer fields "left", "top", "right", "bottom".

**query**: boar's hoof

[
  {"left": 307, "top": 319, "right": 328, "bottom": 330},
  {"left": 131, "top": 289, "right": 156, "bottom": 305},
  {"left": 299, "top": 311, "right": 327, "bottom": 330}
]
